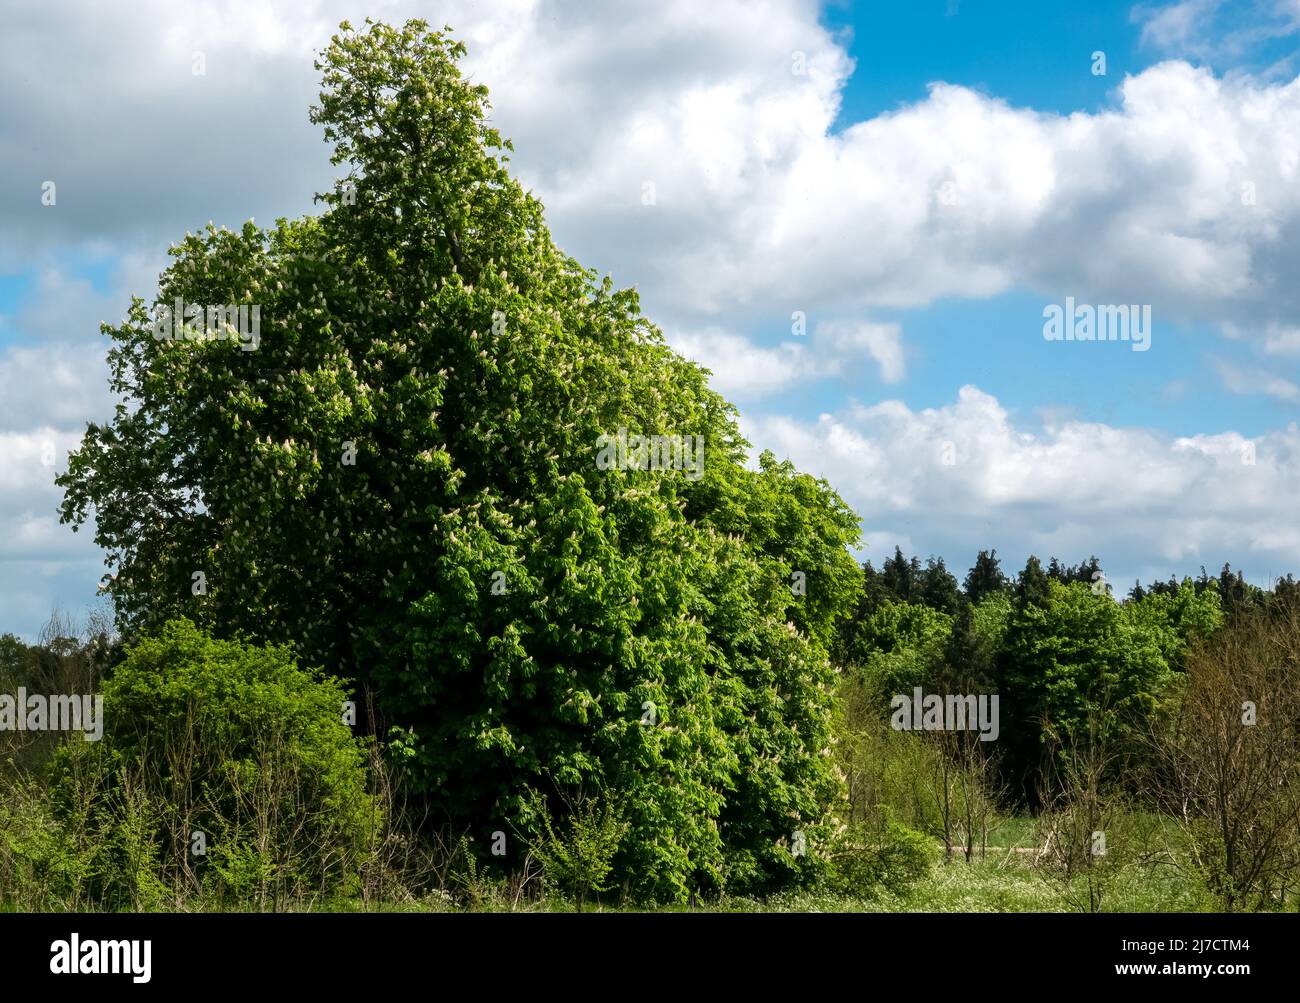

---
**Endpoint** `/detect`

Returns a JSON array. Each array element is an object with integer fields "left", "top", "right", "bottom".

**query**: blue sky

[
  {"left": 780, "top": 0, "right": 1299, "bottom": 442},
  {"left": 823, "top": 0, "right": 1144, "bottom": 121},
  {"left": 3, "top": 0, "right": 1300, "bottom": 638}
]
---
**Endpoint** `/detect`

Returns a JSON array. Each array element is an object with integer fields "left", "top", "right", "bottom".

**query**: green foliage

[
  {"left": 0, "top": 625, "right": 113, "bottom": 770},
  {"left": 940, "top": 595, "right": 1009, "bottom": 693},
  {"left": 997, "top": 580, "right": 1190, "bottom": 801},
  {"left": 845, "top": 599, "right": 953, "bottom": 699},
  {"left": 970, "top": 593, "right": 1013, "bottom": 649},
  {"left": 835, "top": 673, "right": 949, "bottom": 834},
  {"left": 837, "top": 552, "right": 1225, "bottom": 810},
  {"left": 1159, "top": 608, "right": 1300, "bottom": 911},
  {"left": 0, "top": 634, "right": 26, "bottom": 678},
  {"left": 963, "top": 550, "right": 1009, "bottom": 604},
  {"left": 445, "top": 834, "right": 505, "bottom": 909},
  {"left": 872, "top": 818, "right": 939, "bottom": 893},
  {"left": 0, "top": 769, "right": 99, "bottom": 910},
  {"left": 855, "top": 599, "right": 954, "bottom": 659},
  {"left": 55, "top": 18, "right": 861, "bottom": 902},
  {"left": 45, "top": 619, "right": 381, "bottom": 906},
  {"left": 1119, "top": 576, "right": 1223, "bottom": 674},
  {"left": 522, "top": 789, "right": 630, "bottom": 906},
  {"left": 826, "top": 815, "right": 937, "bottom": 898}
]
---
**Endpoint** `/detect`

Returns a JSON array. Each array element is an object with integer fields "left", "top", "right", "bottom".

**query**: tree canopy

[{"left": 57, "top": 18, "right": 862, "bottom": 901}]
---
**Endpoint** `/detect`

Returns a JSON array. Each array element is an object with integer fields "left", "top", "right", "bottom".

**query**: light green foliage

[
  {"left": 445, "top": 834, "right": 505, "bottom": 909},
  {"left": 849, "top": 599, "right": 953, "bottom": 697},
  {"left": 835, "top": 674, "right": 951, "bottom": 834},
  {"left": 522, "top": 789, "right": 630, "bottom": 906},
  {"left": 970, "top": 593, "right": 1012, "bottom": 649},
  {"left": 0, "top": 770, "right": 100, "bottom": 910},
  {"left": 826, "top": 815, "right": 937, "bottom": 898},
  {"left": 1120, "top": 577, "right": 1224, "bottom": 674},
  {"left": 47, "top": 619, "right": 381, "bottom": 907}
]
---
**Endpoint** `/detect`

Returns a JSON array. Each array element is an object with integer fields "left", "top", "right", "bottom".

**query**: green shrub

[
  {"left": 0, "top": 768, "right": 98, "bottom": 910},
  {"left": 523, "top": 789, "right": 630, "bottom": 907},
  {"left": 45, "top": 619, "right": 382, "bottom": 907},
  {"left": 827, "top": 815, "right": 937, "bottom": 899}
]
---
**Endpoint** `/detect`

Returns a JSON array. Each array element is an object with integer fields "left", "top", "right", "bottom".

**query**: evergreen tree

[
  {"left": 941, "top": 599, "right": 996, "bottom": 691},
  {"left": 880, "top": 546, "right": 918, "bottom": 604},
  {"left": 919, "top": 556, "right": 962, "bottom": 615},
  {"left": 1015, "top": 555, "right": 1052, "bottom": 609},
  {"left": 963, "top": 548, "right": 1008, "bottom": 603}
]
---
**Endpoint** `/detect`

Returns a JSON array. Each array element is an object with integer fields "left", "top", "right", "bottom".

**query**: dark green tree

[
  {"left": 0, "top": 634, "right": 25, "bottom": 681},
  {"left": 880, "top": 546, "right": 920, "bottom": 603},
  {"left": 919, "top": 556, "right": 962, "bottom": 615},
  {"left": 997, "top": 580, "right": 1171, "bottom": 804},
  {"left": 1014, "top": 555, "right": 1052, "bottom": 610},
  {"left": 963, "top": 549, "right": 1007, "bottom": 603},
  {"left": 941, "top": 600, "right": 996, "bottom": 691}
]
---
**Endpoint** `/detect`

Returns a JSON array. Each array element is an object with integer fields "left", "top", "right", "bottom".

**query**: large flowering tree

[{"left": 58, "top": 18, "right": 861, "bottom": 901}]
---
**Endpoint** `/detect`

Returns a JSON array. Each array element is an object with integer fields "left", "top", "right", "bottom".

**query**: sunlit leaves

[{"left": 57, "top": 18, "right": 862, "bottom": 902}]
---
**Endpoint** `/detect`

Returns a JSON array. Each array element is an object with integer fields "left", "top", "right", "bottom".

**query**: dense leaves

[
  {"left": 57, "top": 18, "right": 861, "bottom": 901},
  {"left": 838, "top": 549, "right": 1227, "bottom": 805}
]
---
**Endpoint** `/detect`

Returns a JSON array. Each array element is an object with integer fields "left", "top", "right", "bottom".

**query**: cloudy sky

[{"left": 3, "top": 0, "right": 1300, "bottom": 637}]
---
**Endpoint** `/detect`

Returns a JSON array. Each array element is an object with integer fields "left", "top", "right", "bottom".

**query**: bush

[
  {"left": 0, "top": 769, "right": 99, "bottom": 910},
  {"left": 523, "top": 789, "right": 629, "bottom": 907},
  {"left": 43, "top": 619, "right": 382, "bottom": 908},
  {"left": 827, "top": 815, "right": 937, "bottom": 899}
]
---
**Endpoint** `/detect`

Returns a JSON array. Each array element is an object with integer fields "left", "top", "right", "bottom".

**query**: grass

[
  {"left": 984, "top": 816, "right": 1038, "bottom": 849},
  {"left": 0, "top": 810, "right": 1233, "bottom": 913},
  {"left": 314, "top": 837, "right": 1217, "bottom": 913}
]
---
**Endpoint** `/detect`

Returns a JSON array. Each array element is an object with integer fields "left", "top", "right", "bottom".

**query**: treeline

[
  {"left": 850, "top": 545, "right": 1297, "bottom": 616},
  {"left": 832, "top": 546, "right": 1300, "bottom": 910},
  {"left": 835, "top": 547, "right": 1299, "bottom": 805},
  {"left": 4, "top": 548, "right": 1300, "bottom": 911}
]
